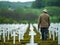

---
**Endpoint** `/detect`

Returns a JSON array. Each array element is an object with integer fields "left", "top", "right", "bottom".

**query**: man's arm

[
  {"left": 38, "top": 16, "right": 41, "bottom": 31},
  {"left": 48, "top": 15, "right": 50, "bottom": 27}
]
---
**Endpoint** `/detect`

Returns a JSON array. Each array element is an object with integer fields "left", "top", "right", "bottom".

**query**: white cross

[{"left": 29, "top": 24, "right": 36, "bottom": 45}]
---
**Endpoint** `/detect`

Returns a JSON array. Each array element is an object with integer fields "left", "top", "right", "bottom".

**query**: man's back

[{"left": 39, "top": 13, "right": 50, "bottom": 28}]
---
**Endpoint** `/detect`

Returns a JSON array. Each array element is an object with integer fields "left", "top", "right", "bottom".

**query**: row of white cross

[
  {"left": 33, "top": 23, "right": 60, "bottom": 45},
  {"left": 26, "top": 24, "right": 38, "bottom": 45},
  {"left": 0, "top": 24, "right": 28, "bottom": 44},
  {"left": 0, "top": 23, "right": 60, "bottom": 45}
]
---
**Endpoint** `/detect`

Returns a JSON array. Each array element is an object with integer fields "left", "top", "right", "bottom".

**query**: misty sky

[{"left": 0, "top": 0, "right": 35, "bottom": 2}]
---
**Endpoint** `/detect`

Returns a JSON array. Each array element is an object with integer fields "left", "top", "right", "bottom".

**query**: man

[{"left": 38, "top": 9, "right": 50, "bottom": 40}]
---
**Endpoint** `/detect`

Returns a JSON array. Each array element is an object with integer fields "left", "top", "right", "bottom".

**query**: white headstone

[
  {"left": 26, "top": 24, "right": 37, "bottom": 45},
  {"left": 13, "top": 31, "right": 16, "bottom": 44},
  {"left": 18, "top": 30, "right": 20, "bottom": 42},
  {"left": 58, "top": 25, "right": 60, "bottom": 45}
]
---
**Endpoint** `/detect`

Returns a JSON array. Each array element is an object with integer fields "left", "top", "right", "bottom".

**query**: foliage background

[{"left": 0, "top": 0, "right": 60, "bottom": 23}]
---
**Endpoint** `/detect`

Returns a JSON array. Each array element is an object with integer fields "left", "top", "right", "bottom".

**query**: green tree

[
  {"left": 0, "top": 7, "right": 8, "bottom": 12},
  {"left": 32, "top": 0, "right": 44, "bottom": 8},
  {"left": 32, "top": 0, "right": 60, "bottom": 8},
  {"left": 45, "top": 0, "right": 60, "bottom": 6}
]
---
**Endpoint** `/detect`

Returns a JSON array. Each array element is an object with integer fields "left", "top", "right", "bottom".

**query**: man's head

[{"left": 43, "top": 9, "right": 48, "bottom": 13}]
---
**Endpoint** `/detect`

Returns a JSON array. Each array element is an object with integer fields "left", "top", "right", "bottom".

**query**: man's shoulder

[
  {"left": 40, "top": 14, "right": 43, "bottom": 16},
  {"left": 41, "top": 13, "right": 50, "bottom": 17},
  {"left": 46, "top": 14, "right": 49, "bottom": 16}
]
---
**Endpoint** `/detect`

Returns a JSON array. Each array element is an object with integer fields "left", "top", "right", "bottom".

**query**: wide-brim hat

[{"left": 43, "top": 9, "right": 47, "bottom": 12}]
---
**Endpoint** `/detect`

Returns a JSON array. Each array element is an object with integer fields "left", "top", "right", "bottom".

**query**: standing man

[{"left": 38, "top": 9, "right": 50, "bottom": 40}]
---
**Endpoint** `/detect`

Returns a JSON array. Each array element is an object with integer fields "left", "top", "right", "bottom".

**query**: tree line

[{"left": 32, "top": 0, "right": 60, "bottom": 8}]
